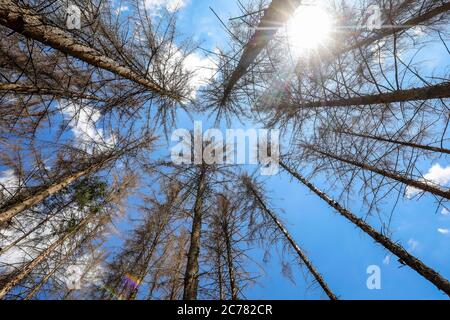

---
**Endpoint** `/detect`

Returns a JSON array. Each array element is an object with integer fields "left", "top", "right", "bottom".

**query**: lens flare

[{"left": 286, "top": 5, "right": 332, "bottom": 54}]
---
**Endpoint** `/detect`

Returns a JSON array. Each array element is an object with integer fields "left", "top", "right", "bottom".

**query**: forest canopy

[{"left": 0, "top": 0, "right": 449, "bottom": 300}]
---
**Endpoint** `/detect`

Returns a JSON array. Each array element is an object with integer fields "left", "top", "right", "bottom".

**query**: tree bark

[
  {"left": 0, "top": 0, "right": 181, "bottom": 101},
  {"left": 344, "top": 3, "right": 450, "bottom": 54},
  {"left": 303, "top": 145, "right": 450, "bottom": 200},
  {"left": 283, "top": 82, "right": 450, "bottom": 110},
  {"left": 221, "top": 0, "right": 302, "bottom": 105},
  {"left": 0, "top": 158, "right": 111, "bottom": 226},
  {"left": 24, "top": 220, "right": 103, "bottom": 300},
  {"left": 338, "top": 131, "right": 450, "bottom": 155},
  {"left": 245, "top": 179, "right": 338, "bottom": 300},
  {"left": 224, "top": 226, "right": 238, "bottom": 300},
  {"left": 0, "top": 83, "right": 104, "bottom": 101},
  {"left": 183, "top": 165, "right": 207, "bottom": 300},
  {"left": 0, "top": 211, "right": 95, "bottom": 299},
  {"left": 280, "top": 161, "right": 450, "bottom": 297}
]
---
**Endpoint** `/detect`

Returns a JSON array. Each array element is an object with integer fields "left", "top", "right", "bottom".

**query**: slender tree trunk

[
  {"left": 216, "top": 247, "right": 225, "bottom": 300},
  {"left": 338, "top": 131, "right": 450, "bottom": 155},
  {"left": 245, "top": 180, "right": 338, "bottom": 300},
  {"left": 127, "top": 232, "right": 163, "bottom": 300},
  {"left": 222, "top": 223, "right": 238, "bottom": 300},
  {"left": 283, "top": 82, "right": 450, "bottom": 110},
  {"left": 0, "top": 83, "right": 104, "bottom": 101},
  {"left": 0, "top": 213, "right": 53, "bottom": 255},
  {"left": 280, "top": 161, "right": 450, "bottom": 297},
  {"left": 0, "top": 0, "right": 181, "bottom": 101},
  {"left": 0, "top": 199, "right": 75, "bottom": 254},
  {"left": 147, "top": 268, "right": 162, "bottom": 300},
  {"left": 344, "top": 3, "right": 450, "bottom": 54},
  {"left": 24, "top": 259, "right": 64, "bottom": 300},
  {"left": 221, "top": 0, "right": 302, "bottom": 105},
  {"left": 293, "top": 2, "right": 450, "bottom": 72},
  {"left": 0, "top": 157, "right": 112, "bottom": 226},
  {"left": 23, "top": 221, "right": 101, "bottom": 300},
  {"left": 183, "top": 165, "right": 207, "bottom": 300},
  {"left": 303, "top": 145, "right": 450, "bottom": 200},
  {"left": 0, "top": 212, "right": 95, "bottom": 299}
]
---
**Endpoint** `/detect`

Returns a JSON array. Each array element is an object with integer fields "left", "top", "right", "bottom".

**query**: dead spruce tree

[
  {"left": 100, "top": 177, "right": 187, "bottom": 300},
  {"left": 203, "top": 192, "right": 254, "bottom": 300},
  {"left": 240, "top": 175, "right": 338, "bottom": 300},
  {"left": 0, "top": 171, "right": 135, "bottom": 299}
]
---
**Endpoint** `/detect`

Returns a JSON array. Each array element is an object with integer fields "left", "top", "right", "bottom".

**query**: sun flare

[{"left": 286, "top": 5, "right": 332, "bottom": 54}]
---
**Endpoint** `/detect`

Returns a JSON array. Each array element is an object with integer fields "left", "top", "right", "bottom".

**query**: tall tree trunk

[
  {"left": 344, "top": 2, "right": 450, "bottom": 54},
  {"left": 128, "top": 198, "right": 178, "bottom": 300},
  {"left": 0, "top": 156, "right": 113, "bottom": 226},
  {"left": 24, "top": 221, "right": 103, "bottom": 300},
  {"left": 24, "top": 258, "right": 66, "bottom": 300},
  {"left": 221, "top": 0, "right": 302, "bottom": 105},
  {"left": 127, "top": 232, "right": 163, "bottom": 300},
  {"left": 0, "top": 83, "right": 104, "bottom": 101},
  {"left": 183, "top": 165, "right": 207, "bottom": 300},
  {"left": 280, "top": 161, "right": 450, "bottom": 297},
  {"left": 0, "top": 211, "right": 96, "bottom": 299},
  {"left": 338, "top": 131, "right": 450, "bottom": 155},
  {"left": 224, "top": 230, "right": 238, "bottom": 300},
  {"left": 0, "top": 201, "right": 73, "bottom": 254},
  {"left": 283, "top": 82, "right": 450, "bottom": 110},
  {"left": 293, "top": 2, "right": 450, "bottom": 72},
  {"left": 303, "top": 145, "right": 450, "bottom": 200},
  {"left": 0, "top": 0, "right": 181, "bottom": 101},
  {"left": 216, "top": 246, "right": 225, "bottom": 300},
  {"left": 245, "top": 179, "right": 338, "bottom": 300},
  {"left": 220, "top": 217, "right": 238, "bottom": 299}
]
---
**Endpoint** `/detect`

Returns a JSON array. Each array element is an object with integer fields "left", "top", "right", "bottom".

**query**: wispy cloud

[
  {"left": 442, "top": 208, "right": 450, "bottom": 216},
  {"left": 183, "top": 52, "right": 217, "bottom": 98},
  {"left": 437, "top": 228, "right": 450, "bottom": 235},
  {"left": 114, "top": 5, "right": 129, "bottom": 15},
  {"left": 407, "top": 238, "right": 419, "bottom": 252},
  {"left": 61, "top": 102, "right": 116, "bottom": 154},
  {"left": 406, "top": 164, "right": 450, "bottom": 198},
  {"left": 143, "top": 0, "right": 188, "bottom": 12},
  {"left": 0, "top": 170, "right": 19, "bottom": 200}
]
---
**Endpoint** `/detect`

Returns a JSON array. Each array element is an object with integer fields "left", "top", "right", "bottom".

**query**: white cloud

[
  {"left": 407, "top": 238, "right": 419, "bottom": 252},
  {"left": 412, "top": 26, "right": 425, "bottom": 37},
  {"left": 61, "top": 102, "right": 116, "bottom": 154},
  {"left": 442, "top": 208, "right": 450, "bottom": 216},
  {"left": 63, "top": 252, "right": 104, "bottom": 291},
  {"left": 183, "top": 53, "right": 216, "bottom": 98},
  {"left": 115, "top": 5, "right": 129, "bottom": 15},
  {"left": 143, "top": 0, "right": 188, "bottom": 12},
  {"left": 382, "top": 255, "right": 390, "bottom": 265},
  {"left": 151, "top": 44, "right": 217, "bottom": 99},
  {"left": 438, "top": 228, "right": 450, "bottom": 235},
  {"left": 0, "top": 207, "right": 97, "bottom": 276},
  {"left": 0, "top": 170, "right": 19, "bottom": 200},
  {"left": 406, "top": 164, "right": 450, "bottom": 198}
]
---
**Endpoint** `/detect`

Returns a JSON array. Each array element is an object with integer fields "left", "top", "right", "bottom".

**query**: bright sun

[{"left": 286, "top": 5, "right": 332, "bottom": 54}]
